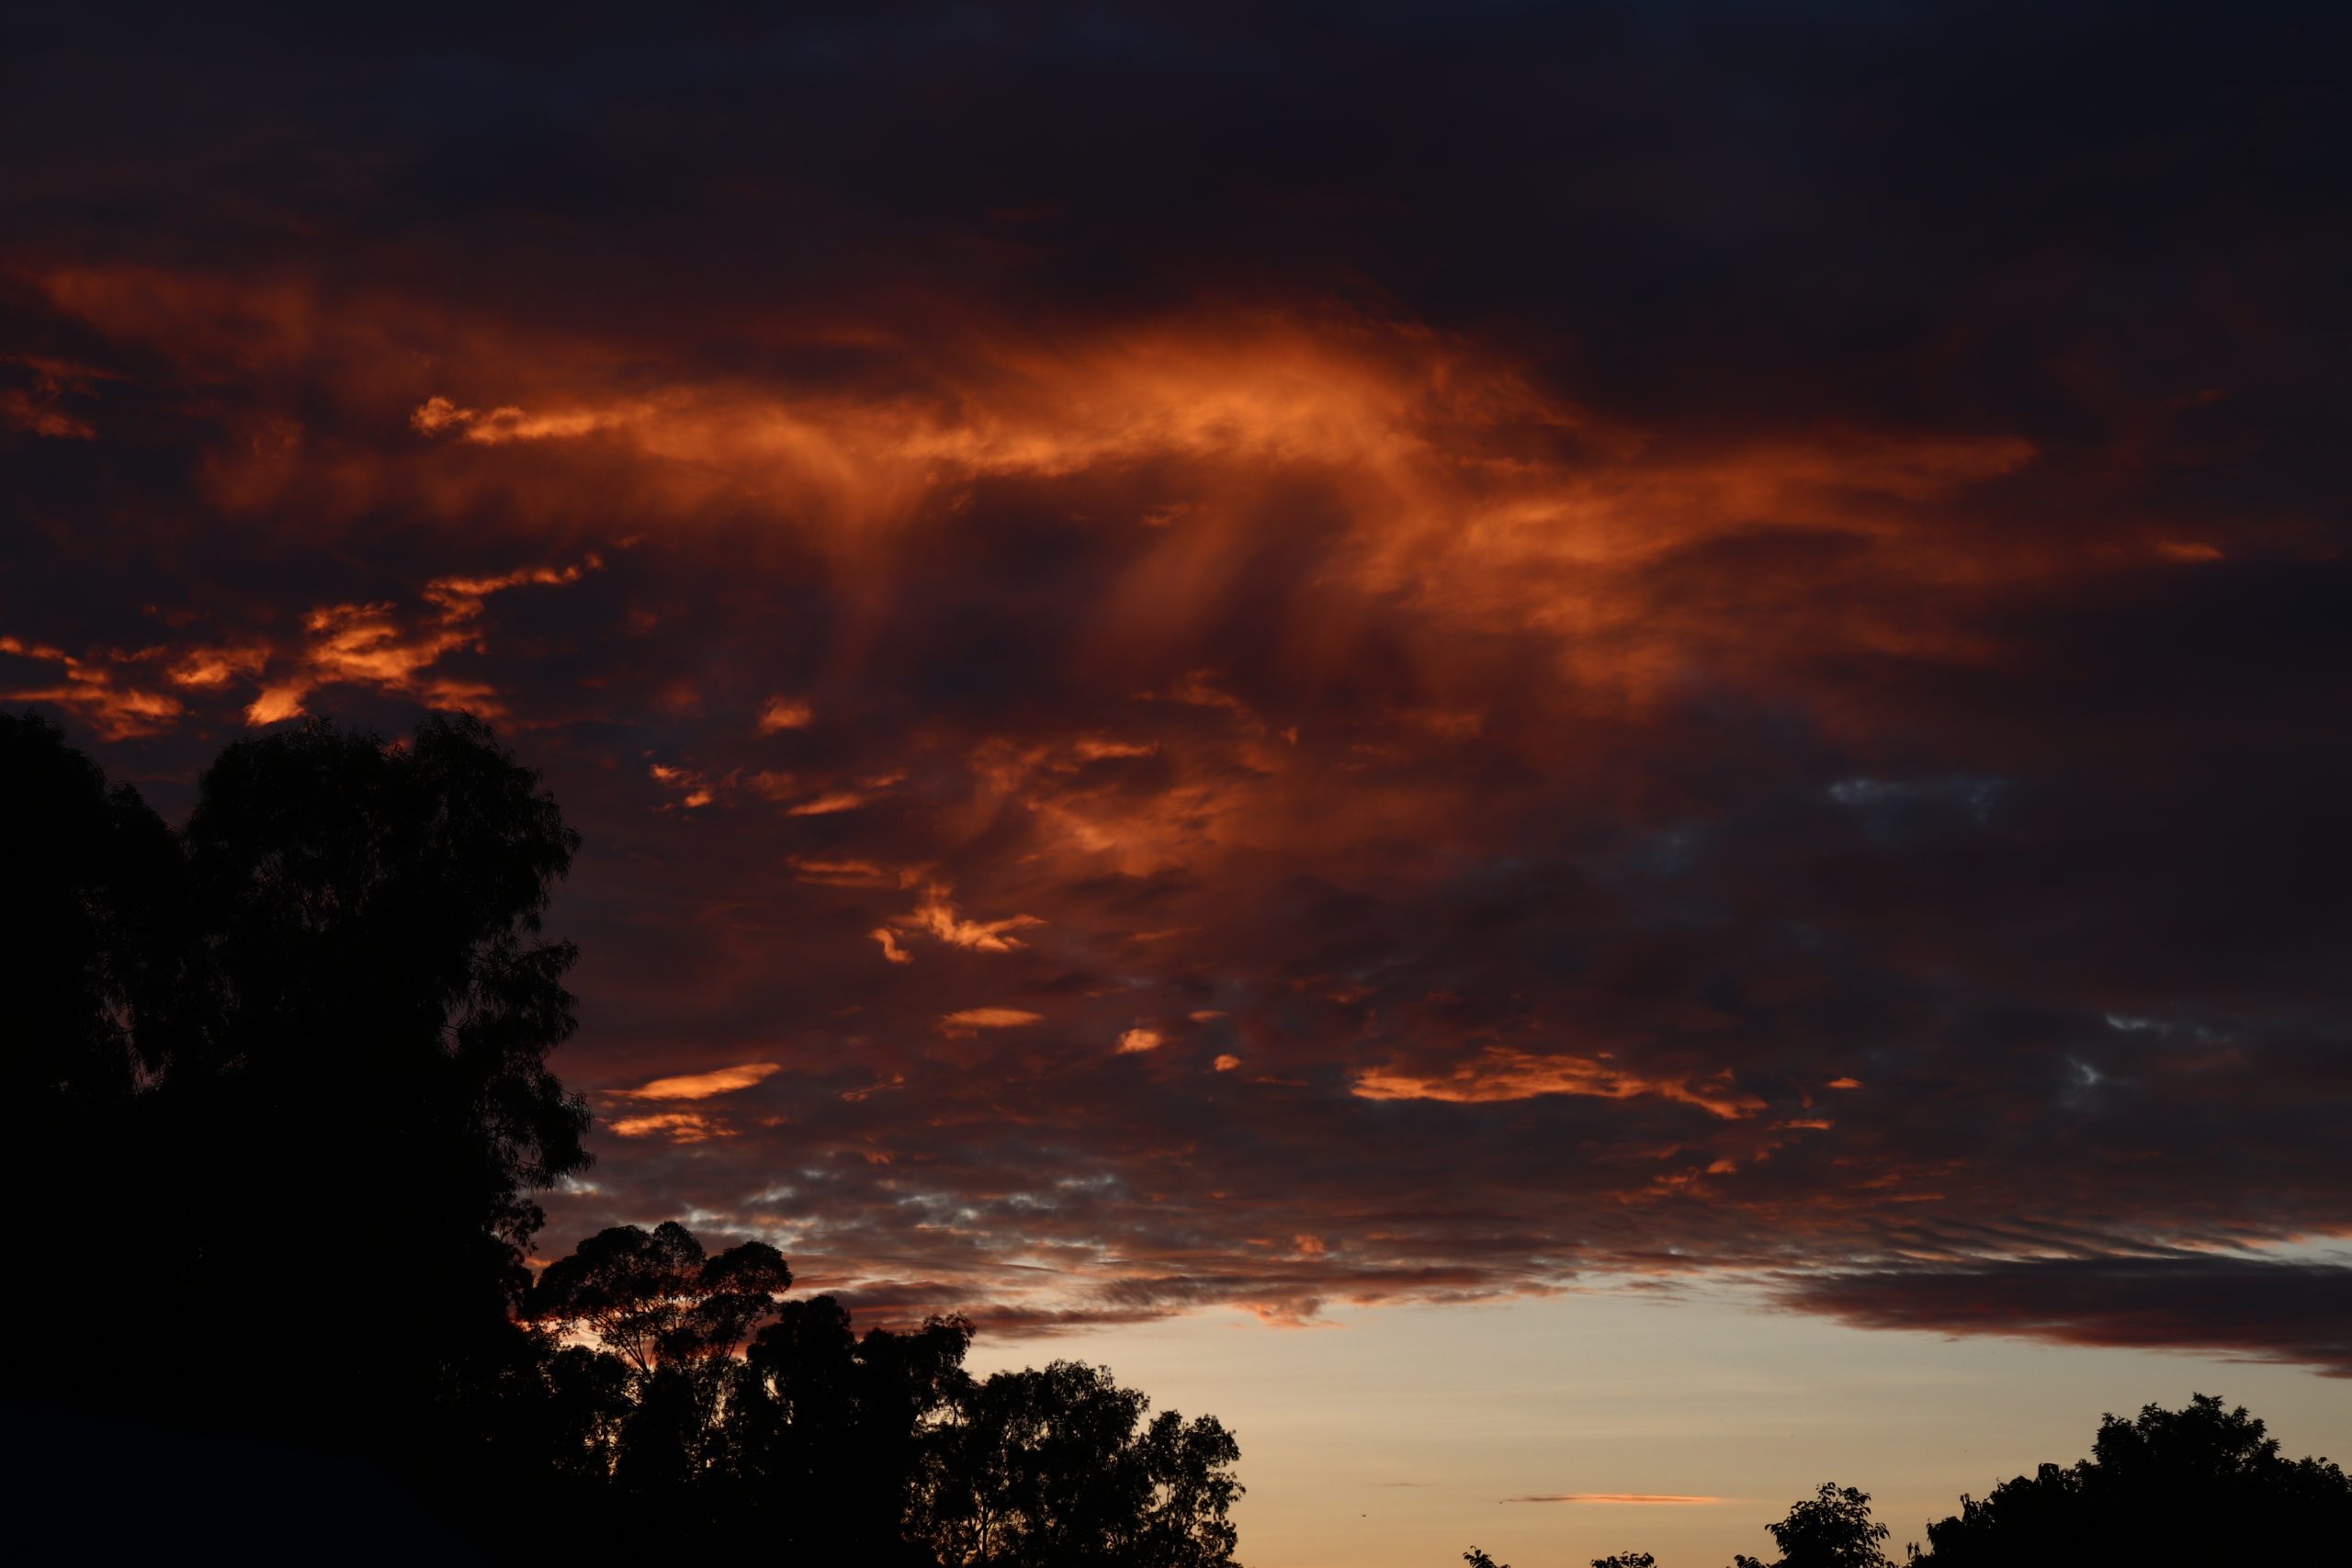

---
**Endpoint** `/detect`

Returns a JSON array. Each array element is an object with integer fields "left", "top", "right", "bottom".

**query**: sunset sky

[{"left": 6, "top": 5, "right": 2349, "bottom": 1562}]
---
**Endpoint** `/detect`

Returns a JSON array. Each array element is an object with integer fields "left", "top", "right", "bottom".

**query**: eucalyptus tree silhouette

[
  {"left": 514, "top": 1219, "right": 1242, "bottom": 1565},
  {"left": 168, "top": 715, "right": 592, "bottom": 1435},
  {"left": 1, "top": 713, "right": 186, "bottom": 1412},
  {"left": 4, "top": 711, "right": 1252, "bottom": 1564},
  {"left": 3, "top": 711, "right": 588, "bottom": 1442},
  {"left": 732, "top": 1295, "right": 976, "bottom": 1562},
  {"left": 526, "top": 1222, "right": 792, "bottom": 1500},
  {"left": 910, "top": 1359, "right": 1243, "bottom": 1568},
  {"left": 0, "top": 711, "right": 182, "bottom": 1114},
  {"left": 530, "top": 1222, "right": 794, "bottom": 1374}
]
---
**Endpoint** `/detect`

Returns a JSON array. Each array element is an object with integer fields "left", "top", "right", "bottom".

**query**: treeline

[
  {"left": 2, "top": 711, "right": 1239, "bottom": 1563},
  {"left": 497, "top": 1218, "right": 1240, "bottom": 1562},
  {"left": 1469, "top": 1392, "right": 2352, "bottom": 1568}
]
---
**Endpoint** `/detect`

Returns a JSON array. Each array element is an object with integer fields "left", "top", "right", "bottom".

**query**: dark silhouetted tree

[
  {"left": 1734, "top": 1483, "right": 1892, "bottom": 1568},
  {"left": 163, "top": 715, "right": 592, "bottom": 1439},
  {"left": 1, "top": 712, "right": 183, "bottom": 1111},
  {"left": 1909, "top": 1393, "right": 2352, "bottom": 1565},
  {"left": 530, "top": 1221, "right": 791, "bottom": 1375},
  {"left": 1593, "top": 1553, "right": 1657, "bottom": 1568},
  {"left": 6, "top": 714, "right": 1247, "bottom": 1565},
  {"left": 5, "top": 713, "right": 586, "bottom": 1440},
  {"left": 516, "top": 1220, "right": 1240, "bottom": 1564},
  {"left": 2, "top": 714, "right": 188, "bottom": 1404},
  {"left": 731, "top": 1295, "right": 978, "bottom": 1562},
  {"left": 526, "top": 1221, "right": 792, "bottom": 1502},
  {"left": 910, "top": 1358, "right": 1243, "bottom": 1568}
]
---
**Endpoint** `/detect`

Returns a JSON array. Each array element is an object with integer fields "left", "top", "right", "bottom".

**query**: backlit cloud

[
  {"left": 608, "top": 1111, "right": 725, "bottom": 1144},
  {"left": 1787, "top": 1256, "right": 2352, "bottom": 1377},
  {"left": 757, "top": 696, "right": 814, "bottom": 733},
  {"left": 7, "top": 0, "right": 2349, "bottom": 1373},
  {"left": 1503, "top": 1495, "right": 1728, "bottom": 1506},
  {"left": 623, "top": 1063, "right": 784, "bottom": 1101},
  {"left": 0, "top": 636, "right": 183, "bottom": 739},
  {"left": 940, "top": 1009, "right": 1046, "bottom": 1034},
  {"left": 1351, "top": 1050, "right": 1767, "bottom": 1120}
]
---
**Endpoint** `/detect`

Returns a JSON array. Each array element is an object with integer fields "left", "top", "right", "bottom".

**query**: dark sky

[{"left": 6, "top": 1, "right": 2351, "bottom": 1381}]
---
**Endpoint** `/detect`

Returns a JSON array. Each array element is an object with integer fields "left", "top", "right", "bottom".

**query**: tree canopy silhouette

[
  {"left": 530, "top": 1221, "right": 793, "bottom": 1374},
  {"left": 498, "top": 1218, "right": 1243, "bottom": 1564},
  {"left": 4, "top": 712, "right": 593, "bottom": 1438},
  {"left": 2, "top": 711, "right": 182, "bottom": 1118},
  {"left": 187, "top": 716, "right": 591, "bottom": 1402},
  {"left": 1909, "top": 1393, "right": 2352, "bottom": 1564},
  {"left": 1732, "top": 1483, "right": 1893, "bottom": 1568},
  {"left": 1458, "top": 1396, "right": 2352, "bottom": 1568},
  {"left": 3, "top": 709, "right": 1244, "bottom": 1566},
  {"left": 911, "top": 1358, "right": 1243, "bottom": 1568}
]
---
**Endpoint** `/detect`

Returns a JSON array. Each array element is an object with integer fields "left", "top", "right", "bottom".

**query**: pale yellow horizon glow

[{"left": 959, "top": 1284, "right": 2352, "bottom": 1568}]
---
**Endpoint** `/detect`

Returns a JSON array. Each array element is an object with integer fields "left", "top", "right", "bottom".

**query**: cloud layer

[{"left": 6, "top": 2, "right": 2350, "bottom": 1371}]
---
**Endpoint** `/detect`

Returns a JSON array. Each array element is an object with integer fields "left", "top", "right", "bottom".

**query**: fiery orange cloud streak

[
  {"left": 623, "top": 1063, "right": 786, "bottom": 1100},
  {"left": 1352, "top": 1049, "right": 1767, "bottom": 1120},
  {"left": 1502, "top": 1495, "right": 1730, "bottom": 1506},
  {"left": 939, "top": 1008, "right": 1046, "bottom": 1033},
  {"left": 607, "top": 1111, "right": 725, "bottom": 1143}
]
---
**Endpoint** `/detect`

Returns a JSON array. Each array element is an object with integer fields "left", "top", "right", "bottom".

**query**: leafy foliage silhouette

[
  {"left": 912, "top": 1359, "right": 1244, "bottom": 1568},
  {"left": 1454, "top": 1396, "right": 2352, "bottom": 1568},
  {"left": 1732, "top": 1483, "right": 1892, "bottom": 1568},
  {"left": 1907, "top": 1393, "right": 2352, "bottom": 1564},
  {"left": 6, "top": 711, "right": 587, "bottom": 1438},
  {"left": 1, "top": 711, "right": 1242, "bottom": 1564}
]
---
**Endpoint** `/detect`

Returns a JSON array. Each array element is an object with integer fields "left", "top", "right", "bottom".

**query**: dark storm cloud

[
  {"left": 6, "top": 2, "right": 2350, "bottom": 1369},
  {"left": 1789, "top": 1256, "right": 2352, "bottom": 1377}
]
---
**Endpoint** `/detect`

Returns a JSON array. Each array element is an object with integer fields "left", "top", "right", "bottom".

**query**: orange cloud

[
  {"left": 607, "top": 1111, "right": 725, "bottom": 1143},
  {"left": 1351, "top": 1048, "right": 1766, "bottom": 1120},
  {"left": 1, "top": 387, "right": 96, "bottom": 439},
  {"left": 894, "top": 889, "right": 1044, "bottom": 954},
  {"left": 939, "top": 1008, "right": 1044, "bottom": 1034},
  {"left": 17, "top": 255, "right": 2278, "bottom": 1353},
  {"left": 423, "top": 558, "right": 599, "bottom": 615},
  {"left": 756, "top": 695, "right": 814, "bottom": 732},
  {"left": 166, "top": 645, "right": 270, "bottom": 689},
  {"left": 243, "top": 558, "right": 601, "bottom": 725},
  {"left": 622, "top": 1062, "right": 783, "bottom": 1100},
  {"left": 26, "top": 265, "right": 2048, "bottom": 761},
  {"left": 649, "top": 763, "right": 715, "bottom": 810},
  {"left": 1503, "top": 1495, "right": 1728, "bottom": 1506},
  {"left": 0, "top": 636, "right": 184, "bottom": 739},
  {"left": 792, "top": 856, "right": 896, "bottom": 886},
  {"left": 786, "top": 790, "right": 874, "bottom": 817}
]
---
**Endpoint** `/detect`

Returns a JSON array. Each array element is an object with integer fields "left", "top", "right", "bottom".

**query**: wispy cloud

[
  {"left": 622, "top": 1063, "right": 783, "bottom": 1101},
  {"left": 1502, "top": 1495, "right": 1728, "bottom": 1506}
]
